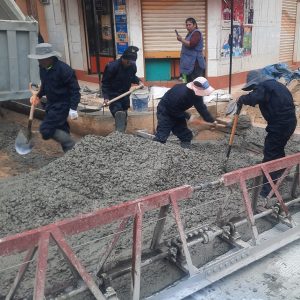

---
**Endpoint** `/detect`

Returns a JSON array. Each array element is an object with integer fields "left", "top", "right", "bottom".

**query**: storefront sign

[
  {"left": 114, "top": 0, "right": 128, "bottom": 55},
  {"left": 221, "top": 0, "right": 253, "bottom": 58}
]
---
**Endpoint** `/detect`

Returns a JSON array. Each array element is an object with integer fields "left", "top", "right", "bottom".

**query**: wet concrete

[{"left": 0, "top": 117, "right": 299, "bottom": 299}]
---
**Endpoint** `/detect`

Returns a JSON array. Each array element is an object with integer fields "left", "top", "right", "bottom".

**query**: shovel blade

[
  {"left": 226, "top": 100, "right": 238, "bottom": 116},
  {"left": 15, "top": 130, "right": 33, "bottom": 155},
  {"left": 79, "top": 105, "right": 104, "bottom": 113}
]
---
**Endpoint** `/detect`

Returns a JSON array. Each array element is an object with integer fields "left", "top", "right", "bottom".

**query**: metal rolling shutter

[
  {"left": 141, "top": 0, "right": 206, "bottom": 58},
  {"left": 280, "top": 0, "right": 297, "bottom": 62}
]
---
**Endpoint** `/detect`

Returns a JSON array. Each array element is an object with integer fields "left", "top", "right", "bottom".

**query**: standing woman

[{"left": 177, "top": 17, "right": 205, "bottom": 83}]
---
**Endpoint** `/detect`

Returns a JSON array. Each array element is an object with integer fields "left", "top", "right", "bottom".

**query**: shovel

[
  {"left": 188, "top": 118, "right": 227, "bottom": 130},
  {"left": 223, "top": 100, "right": 242, "bottom": 171},
  {"left": 79, "top": 84, "right": 144, "bottom": 113},
  {"left": 15, "top": 83, "right": 40, "bottom": 155}
]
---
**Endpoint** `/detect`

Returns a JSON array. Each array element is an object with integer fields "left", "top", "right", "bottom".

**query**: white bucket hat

[
  {"left": 28, "top": 43, "right": 61, "bottom": 59},
  {"left": 186, "top": 77, "right": 215, "bottom": 96}
]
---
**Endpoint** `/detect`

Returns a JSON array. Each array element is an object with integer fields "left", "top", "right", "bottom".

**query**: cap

[
  {"left": 122, "top": 46, "right": 139, "bottom": 61},
  {"left": 28, "top": 43, "right": 61, "bottom": 59},
  {"left": 186, "top": 77, "right": 215, "bottom": 96}
]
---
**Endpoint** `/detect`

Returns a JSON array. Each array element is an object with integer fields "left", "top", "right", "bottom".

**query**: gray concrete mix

[{"left": 0, "top": 121, "right": 300, "bottom": 299}]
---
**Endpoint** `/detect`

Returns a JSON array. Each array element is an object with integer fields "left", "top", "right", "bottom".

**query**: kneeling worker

[
  {"left": 101, "top": 46, "right": 143, "bottom": 133},
  {"left": 154, "top": 77, "right": 215, "bottom": 149},
  {"left": 28, "top": 43, "right": 81, "bottom": 153}
]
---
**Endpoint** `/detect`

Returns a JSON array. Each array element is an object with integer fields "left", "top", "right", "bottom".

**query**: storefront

[
  {"left": 141, "top": 0, "right": 206, "bottom": 81},
  {"left": 82, "top": 0, "right": 130, "bottom": 74}
]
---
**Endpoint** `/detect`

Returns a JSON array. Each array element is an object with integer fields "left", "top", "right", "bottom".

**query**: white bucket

[{"left": 131, "top": 88, "right": 149, "bottom": 112}]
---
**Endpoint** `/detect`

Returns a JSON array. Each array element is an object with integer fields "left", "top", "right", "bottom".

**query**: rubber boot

[
  {"left": 180, "top": 141, "right": 191, "bottom": 149},
  {"left": 52, "top": 129, "right": 75, "bottom": 153},
  {"left": 115, "top": 111, "right": 127, "bottom": 133}
]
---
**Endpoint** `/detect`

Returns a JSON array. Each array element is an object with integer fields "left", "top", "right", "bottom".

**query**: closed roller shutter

[
  {"left": 141, "top": 0, "right": 206, "bottom": 58},
  {"left": 280, "top": 0, "right": 297, "bottom": 62}
]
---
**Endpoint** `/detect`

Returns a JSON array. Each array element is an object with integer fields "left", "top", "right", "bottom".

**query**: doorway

[{"left": 82, "top": 0, "right": 116, "bottom": 74}]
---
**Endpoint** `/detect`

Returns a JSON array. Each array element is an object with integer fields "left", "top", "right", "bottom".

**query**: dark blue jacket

[
  {"left": 159, "top": 84, "right": 214, "bottom": 122},
  {"left": 239, "top": 79, "right": 296, "bottom": 125},
  {"left": 101, "top": 58, "right": 140, "bottom": 100},
  {"left": 37, "top": 58, "right": 80, "bottom": 111}
]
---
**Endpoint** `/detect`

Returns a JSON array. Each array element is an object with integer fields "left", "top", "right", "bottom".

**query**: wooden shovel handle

[
  {"left": 106, "top": 84, "right": 144, "bottom": 106},
  {"left": 29, "top": 103, "right": 35, "bottom": 122},
  {"left": 28, "top": 82, "right": 40, "bottom": 124},
  {"left": 189, "top": 118, "right": 226, "bottom": 129},
  {"left": 228, "top": 114, "right": 239, "bottom": 146}
]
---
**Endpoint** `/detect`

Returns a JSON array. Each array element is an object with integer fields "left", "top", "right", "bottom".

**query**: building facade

[{"left": 15, "top": 0, "right": 300, "bottom": 88}]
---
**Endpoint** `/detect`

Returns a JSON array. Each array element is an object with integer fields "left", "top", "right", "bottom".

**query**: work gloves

[{"left": 69, "top": 109, "right": 78, "bottom": 120}]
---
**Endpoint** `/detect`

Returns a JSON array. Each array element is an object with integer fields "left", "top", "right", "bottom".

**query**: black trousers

[
  {"left": 109, "top": 96, "right": 130, "bottom": 117},
  {"left": 154, "top": 105, "right": 193, "bottom": 143},
  {"left": 260, "top": 120, "right": 297, "bottom": 197}
]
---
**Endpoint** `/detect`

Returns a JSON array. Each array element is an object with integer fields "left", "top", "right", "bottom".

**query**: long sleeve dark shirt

[
  {"left": 37, "top": 58, "right": 80, "bottom": 110},
  {"left": 239, "top": 79, "right": 296, "bottom": 125},
  {"left": 188, "top": 31, "right": 201, "bottom": 48},
  {"left": 159, "top": 84, "right": 214, "bottom": 122},
  {"left": 101, "top": 59, "right": 140, "bottom": 100}
]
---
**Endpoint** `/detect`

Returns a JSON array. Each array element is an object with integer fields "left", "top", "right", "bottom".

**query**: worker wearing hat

[
  {"left": 101, "top": 46, "right": 143, "bottom": 133},
  {"left": 28, "top": 43, "right": 80, "bottom": 152},
  {"left": 237, "top": 70, "right": 297, "bottom": 202},
  {"left": 154, "top": 77, "right": 215, "bottom": 149}
]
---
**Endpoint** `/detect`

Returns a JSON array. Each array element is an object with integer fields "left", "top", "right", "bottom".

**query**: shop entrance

[{"left": 82, "top": 0, "right": 115, "bottom": 74}]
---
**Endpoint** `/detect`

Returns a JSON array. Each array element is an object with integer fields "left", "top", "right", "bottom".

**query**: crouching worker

[
  {"left": 101, "top": 46, "right": 143, "bottom": 133},
  {"left": 237, "top": 70, "right": 297, "bottom": 200},
  {"left": 154, "top": 77, "right": 215, "bottom": 149},
  {"left": 28, "top": 43, "right": 80, "bottom": 153}
]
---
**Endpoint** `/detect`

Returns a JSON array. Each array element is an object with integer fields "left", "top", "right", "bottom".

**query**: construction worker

[
  {"left": 101, "top": 46, "right": 143, "bottom": 133},
  {"left": 237, "top": 70, "right": 297, "bottom": 200},
  {"left": 154, "top": 77, "right": 215, "bottom": 149},
  {"left": 28, "top": 43, "right": 80, "bottom": 152}
]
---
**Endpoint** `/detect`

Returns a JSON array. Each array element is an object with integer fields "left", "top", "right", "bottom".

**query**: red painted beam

[
  {"left": 223, "top": 153, "right": 300, "bottom": 186},
  {"left": 0, "top": 186, "right": 192, "bottom": 256}
]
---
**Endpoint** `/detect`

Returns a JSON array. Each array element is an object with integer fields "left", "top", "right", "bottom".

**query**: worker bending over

[
  {"left": 154, "top": 77, "right": 215, "bottom": 149},
  {"left": 28, "top": 43, "right": 80, "bottom": 153},
  {"left": 237, "top": 70, "right": 297, "bottom": 200},
  {"left": 101, "top": 46, "right": 143, "bottom": 133}
]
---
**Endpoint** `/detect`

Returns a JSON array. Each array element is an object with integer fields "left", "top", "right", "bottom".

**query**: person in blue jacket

[
  {"left": 237, "top": 70, "right": 297, "bottom": 200},
  {"left": 101, "top": 46, "right": 143, "bottom": 133},
  {"left": 177, "top": 17, "right": 206, "bottom": 83},
  {"left": 154, "top": 77, "right": 215, "bottom": 149},
  {"left": 28, "top": 43, "right": 80, "bottom": 152}
]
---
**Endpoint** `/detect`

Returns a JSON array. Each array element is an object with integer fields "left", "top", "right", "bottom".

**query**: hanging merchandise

[
  {"left": 114, "top": 0, "right": 128, "bottom": 55},
  {"left": 221, "top": 0, "right": 253, "bottom": 58}
]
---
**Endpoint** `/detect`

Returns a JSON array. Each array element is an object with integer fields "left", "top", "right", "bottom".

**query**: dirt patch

[{"left": 0, "top": 116, "right": 67, "bottom": 179}]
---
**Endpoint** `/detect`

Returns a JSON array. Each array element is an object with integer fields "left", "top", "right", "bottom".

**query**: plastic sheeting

[{"left": 261, "top": 63, "right": 300, "bottom": 83}]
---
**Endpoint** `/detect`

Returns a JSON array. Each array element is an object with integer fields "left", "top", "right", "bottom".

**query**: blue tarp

[{"left": 260, "top": 63, "right": 300, "bottom": 83}]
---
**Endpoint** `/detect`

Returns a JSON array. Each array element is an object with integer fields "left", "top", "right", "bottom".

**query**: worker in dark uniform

[
  {"left": 28, "top": 43, "right": 81, "bottom": 152},
  {"left": 102, "top": 46, "right": 143, "bottom": 133},
  {"left": 237, "top": 70, "right": 297, "bottom": 199},
  {"left": 154, "top": 77, "right": 215, "bottom": 149}
]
